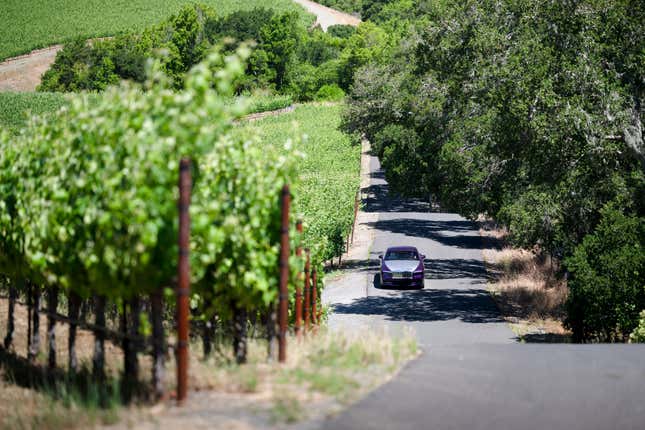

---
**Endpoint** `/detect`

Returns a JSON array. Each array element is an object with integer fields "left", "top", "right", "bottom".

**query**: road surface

[{"left": 322, "top": 150, "right": 645, "bottom": 430}]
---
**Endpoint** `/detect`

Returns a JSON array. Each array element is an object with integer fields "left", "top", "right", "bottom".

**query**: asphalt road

[{"left": 322, "top": 154, "right": 645, "bottom": 430}]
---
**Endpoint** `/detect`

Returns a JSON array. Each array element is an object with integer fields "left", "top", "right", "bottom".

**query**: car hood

[{"left": 383, "top": 260, "right": 420, "bottom": 272}]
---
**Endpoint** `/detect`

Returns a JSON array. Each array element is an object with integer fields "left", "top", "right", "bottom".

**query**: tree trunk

[
  {"left": 92, "top": 295, "right": 106, "bottom": 381},
  {"left": 266, "top": 304, "right": 277, "bottom": 362},
  {"left": 28, "top": 286, "right": 41, "bottom": 362},
  {"left": 202, "top": 319, "right": 213, "bottom": 358},
  {"left": 3, "top": 285, "right": 17, "bottom": 349},
  {"left": 126, "top": 296, "right": 140, "bottom": 379},
  {"left": 151, "top": 291, "right": 165, "bottom": 399},
  {"left": 233, "top": 306, "right": 248, "bottom": 364},
  {"left": 122, "top": 296, "right": 141, "bottom": 400},
  {"left": 68, "top": 292, "right": 81, "bottom": 373},
  {"left": 47, "top": 286, "right": 59, "bottom": 369}
]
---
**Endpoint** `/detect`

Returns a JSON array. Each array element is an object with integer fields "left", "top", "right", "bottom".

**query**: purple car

[{"left": 379, "top": 246, "right": 425, "bottom": 289}]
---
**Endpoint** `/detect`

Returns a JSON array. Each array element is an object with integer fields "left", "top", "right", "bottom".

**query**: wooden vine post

[
  {"left": 177, "top": 157, "right": 192, "bottom": 404},
  {"left": 304, "top": 249, "right": 311, "bottom": 331},
  {"left": 295, "top": 220, "right": 304, "bottom": 339},
  {"left": 278, "top": 185, "right": 291, "bottom": 363},
  {"left": 312, "top": 269, "right": 318, "bottom": 325}
]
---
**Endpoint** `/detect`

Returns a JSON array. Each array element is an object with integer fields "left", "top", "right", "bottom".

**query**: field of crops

[
  {"left": 0, "top": 92, "right": 293, "bottom": 135},
  {"left": 237, "top": 103, "right": 361, "bottom": 261},
  {"left": 0, "top": 0, "right": 315, "bottom": 61}
]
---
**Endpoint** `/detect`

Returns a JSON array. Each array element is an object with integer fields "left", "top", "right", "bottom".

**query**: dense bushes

[
  {"left": 40, "top": 5, "right": 214, "bottom": 91},
  {"left": 38, "top": 4, "right": 371, "bottom": 102},
  {"left": 342, "top": 0, "right": 644, "bottom": 341},
  {"left": 565, "top": 205, "right": 645, "bottom": 342},
  {"left": 317, "top": 0, "right": 362, "bottom": 16}
]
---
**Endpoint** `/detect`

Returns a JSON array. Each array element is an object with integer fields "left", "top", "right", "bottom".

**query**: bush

[
  {"left": 565, "top": 204, "right": 645, "bottom": 342},
  {"left": 315, "top": 84, "right": 345, "bottom": 101},
  {"left": 630, "top": 311, "right": 645, "bottom": 343},
  {"left": 40, "top": 4, "right": 215, "bottom": 91},
  {"left": 316, "top": 0, "right": 362, "bottom": 16},
  {"left": 299, "top": 29, "right": 341, "bottom": 66},
  {"left": 286, "top": 63, "right": 320, "bottom": 101},
  {"left": 328, "top": 25, "right": 357, "bottom": 39},
  {"left": 39, "top": 38, "right": 120, "bottom": 91},
  {"left": 205, "top": 8, "right": 274, "bottom": 43}
]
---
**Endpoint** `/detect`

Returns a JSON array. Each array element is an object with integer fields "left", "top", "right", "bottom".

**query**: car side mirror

[
  {"left": 421, "top": 255, "right": 426, "bottom": 260},
  {"left": 378, "top": 255, "right": 383, "bottom": 259}
]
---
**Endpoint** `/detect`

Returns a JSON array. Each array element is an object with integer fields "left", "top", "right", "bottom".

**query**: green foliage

[
  {"left": 336, "top": 22, "right": 391, "bottom": 90},
  {"left": 317, "top": 0, "right": 362, "bottom": 16},
  {"left": 629, "top": 311, "right": 645, "bottom": 343},
  {"left": 497, "top": 190, "right": 562, "bottom": 254},
  {"left": 286, "top": 63, "right": 320, "bottom": 101},
  {"left": 565, "top": 204, "right": 645, "bottom": 342},
  {"left": 0, "top": 92, "right": 69, "bottom": 135},
  {"left": 328, "top": 25, "right": 357, "bottom": 39},
  {"left": 315, "top": 84, "right": 345, "bottom": 101},
  {"left": 0, "top": 0, "right": 315, "bottom": 61},
  {"left": 342, "top": 0, "right": 644, "bottom": 341},
  {"left": 205, "top": 7, "right": 275, "bottom": 43},
  {"left": 34, "top": 4, "right": 374, "bottom": 105},
  {"left": 361, "top": 0, "right": 390, "bottom": 20},
  {"left": 235, "top": 104, "right": 360, "bottom": 263},
  {"left": 1, "top": 47, "right": 298, "bottom": 325},
  {"left": 246, "top": 93, "right": 293, "bottom": 114},
  {"left": 39, "top": 4, "right": 216, "bottom": 91},
  {"left": 259, "top": 12, "right": 303, "bottom": 89}
]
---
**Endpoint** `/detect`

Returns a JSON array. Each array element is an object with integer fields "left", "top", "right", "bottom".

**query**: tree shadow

[
  {"left": 0, "top": 346, "right": 144, "bottom": 405},
  {"left": 366, "top": 218, "right": 504, "bottom": 250},
  {"left": 518, "top": 333, "right": 572, "bottom": 343},
  {"left": 423, "top": 258, "right": 490, "bottom": 280},
  {"left": 361, "top": 183, "right": 431, "bottom": 213},
  {"left": 332, "top": 288, "right": 505, "bottom": 323}
]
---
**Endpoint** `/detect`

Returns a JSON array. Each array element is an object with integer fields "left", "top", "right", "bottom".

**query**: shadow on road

[
  {"left": 332, "top": 288, "right": 505, "bottom": 323},
  {"left": 366, "top": 218, "right": 504, "bottom": 250},
  {"left": 362, "top": 183, "right": 431, "bottom": 213},
  {"left": 424, "top": 258, "right": 490, "bottom": 280}
]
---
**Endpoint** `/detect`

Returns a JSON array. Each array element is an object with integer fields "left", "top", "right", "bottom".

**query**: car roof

[{"left": 385, "top": 246, "right": 418, "bottom": 252}]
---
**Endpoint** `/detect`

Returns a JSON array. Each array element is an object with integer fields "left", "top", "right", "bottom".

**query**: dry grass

[
  {"left": 108, "top": 327, "right": 418, "bottom": 430},
  {"left": 0, "top": 295, "right": 418, "bottom": 429},
  {"left": 480, "top": 223, "right": 570, "bottom": 341}
]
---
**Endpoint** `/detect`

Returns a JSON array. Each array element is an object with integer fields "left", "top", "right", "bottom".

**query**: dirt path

[
  {"left": 0, "top": 45, "right": 62, "bottom": 92},
  {"left": 293, "top": 0, "right": 361, "bottom": 30},
  {"left": 0, "top": 1, "right": 361, "bottom": 92}
]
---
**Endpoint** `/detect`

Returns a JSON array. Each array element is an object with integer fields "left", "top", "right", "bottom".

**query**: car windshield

[{"left": 385, "top": 250, "right": 418, "bottom": 260}]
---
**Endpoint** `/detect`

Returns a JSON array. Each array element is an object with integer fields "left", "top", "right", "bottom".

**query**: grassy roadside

[
  {"left": 0, "top": 295, "right": 417, "bottom": 429},
  {"left": 479, "top": 221, "right": 571, "bottom": 342},
  {"left": 0, "top": 0, "right": 315, "bottom": 61}
]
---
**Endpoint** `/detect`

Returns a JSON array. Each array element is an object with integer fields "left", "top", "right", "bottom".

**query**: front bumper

[{"left": 381, "top": 273, "right": 424, "bottom": 288}]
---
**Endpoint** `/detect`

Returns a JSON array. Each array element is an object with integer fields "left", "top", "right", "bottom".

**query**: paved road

[{"left": 322, "top": 153, "right": 645, "bottom": 430}]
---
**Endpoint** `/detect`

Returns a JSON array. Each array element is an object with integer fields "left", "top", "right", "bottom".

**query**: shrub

[
  {"left": 328, "top": 25, "right": 357, "bottom": 39},
  {"left": 259, "top": 11, "right": 302, "bottom": 89},
  {"left": 286, "top": 63, "right": 320, "bottom": 101},
  {"left": 565, "top": 204, "right": 645, "bottom": 342},
  {"left": 205, "top": 8, "right": 274, "bottom": 43},
  {"left": 39, "top": 4, "right": 215, "bottom": 91},
  {"left": 315, "top": 84, "right": 345, "bottom": 101},
  {"left": 299, "top": 29, "right": 341, "bottom": 66},
  {"left": 630, "top": 311, "right": 645, "bottom": 343}
]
